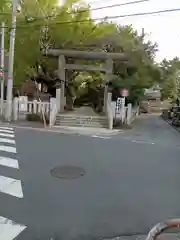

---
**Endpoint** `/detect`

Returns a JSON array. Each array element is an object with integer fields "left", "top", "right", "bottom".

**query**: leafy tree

[
  {"left": 1, "top": 0, "right": 164, "bottom": 107},
  {"left": 3, "top": 0, "right": 117, "bottom": 87},
  {"left": 159, "top": 57, "right": 180, "bottom": 100},
  {"left": 94, "top": 24, "right": 159, "bottom": 104}
]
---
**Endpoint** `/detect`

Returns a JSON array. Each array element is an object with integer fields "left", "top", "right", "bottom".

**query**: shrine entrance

[{"left": 45, "top": 49, "right": 126, "bottom": 114}]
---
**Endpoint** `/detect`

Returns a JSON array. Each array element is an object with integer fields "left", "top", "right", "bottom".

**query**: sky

[{"left": 84, "top": 0, "right": 180, "bottom": 62}]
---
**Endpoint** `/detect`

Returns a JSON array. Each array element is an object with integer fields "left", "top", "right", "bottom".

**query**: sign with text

[{"left": 120, "top": 89, "right": 129, "bottom": 97}]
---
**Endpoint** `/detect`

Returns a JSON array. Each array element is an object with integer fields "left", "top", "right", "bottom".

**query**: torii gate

[{"left": 45, "top": 49, "right": 126, "bottom": 113}]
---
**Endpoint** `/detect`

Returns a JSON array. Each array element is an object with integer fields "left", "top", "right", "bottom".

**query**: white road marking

[
  {"left": 0, "top": 175, "right": 23, "bottom": 198},
  {"left": 131, "top": 139, "right": 155, "bottom": 145},
  {"left": 0, "top": 157, "right": 19, "bottom": 169},
  {"left": 0, "top": 138, "right": 15, "bottom": 144},
  {"left": 0, "top": 133, "right": 14, "bottom": 138},
  {"left": 0, "top": 216, "right": 26, "bottom": 240},
  {"left": 0, "top": 129, "right": 14, "bottom": 134},
  {"left": 0, "top": 128, "right": 25, "bottom": 236},
  {"left": 92, "top": 135, "right": 111, "bottom": 139},
  {"left": 0, "top": 146, "right": 16, "bottom": 153},
  {"left": 0, "top": 127, "right": 13, "bottom": 130}
]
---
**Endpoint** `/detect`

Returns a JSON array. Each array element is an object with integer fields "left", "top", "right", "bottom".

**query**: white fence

[
  {"left": 0, "top": 96, "right": 138, "bottom": 128},
  {"left": 108, "top": 98, "right": 139, "bottom": 126},
  {"left": 126, "top": 104, "right": 139, "bottom": 125},
  {"left": 0, "top": 97, "right": 51, "bottom": 122},
  {"left": 12, "top": 97, "right": 50, "bottom": 121},
  {"left": 0, "top": 97, "right": 58, "bottom": 127}
]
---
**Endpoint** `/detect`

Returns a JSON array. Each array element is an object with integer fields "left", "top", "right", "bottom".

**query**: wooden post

[
  {"left": 104, "top": 59, "right": 113, "bottom": 113},
  {"left": 57, "top": 55, "right": 66, "bottom": 112}
]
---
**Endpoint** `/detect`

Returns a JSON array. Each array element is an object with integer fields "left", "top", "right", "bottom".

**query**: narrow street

[
  {"left": 118, "top": 115, "right": 180, "bottom": 148},
  {"left": 0, "top": 115, "right": 180, "bottom": 239}
]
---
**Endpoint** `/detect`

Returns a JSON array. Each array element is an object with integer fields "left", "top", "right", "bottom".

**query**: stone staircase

[
  {"left": 54, "top": 113, "right": 109, "bottom": 128},
  {"left": 140, "top": 100, "right": 171, "bottom": 114}
]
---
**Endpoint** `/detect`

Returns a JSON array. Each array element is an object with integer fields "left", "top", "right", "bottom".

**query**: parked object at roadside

[
  {"left": 168, "top": 106, "right": 180, "bottom": 119},
  {"left": 176, "top": 98, "right": 179, "bottom": 106},
  {"left": 172, "top": 110, "right": 180, "bottom": 127}
]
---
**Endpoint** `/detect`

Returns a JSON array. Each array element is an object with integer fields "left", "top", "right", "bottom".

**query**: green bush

[
  {"left": 26, "top": 113, "right": 41, "bottom": 122},
  {"left": 26, "top": 113, "right": 49, "bottom": 124}
]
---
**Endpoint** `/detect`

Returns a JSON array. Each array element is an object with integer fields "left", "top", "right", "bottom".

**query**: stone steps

[
  {"left": 55, "top": 114, "right": 109, "bottom": 128},
  {"left": 140, "top": 100, "right": 171, "bottom": 113}
]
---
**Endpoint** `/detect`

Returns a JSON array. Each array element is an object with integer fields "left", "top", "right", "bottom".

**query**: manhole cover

[{"left": 50, "top": 166, "right": 85, "bottom": 179}]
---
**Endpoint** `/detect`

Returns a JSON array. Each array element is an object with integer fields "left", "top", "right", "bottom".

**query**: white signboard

[
  {"left": 18, "top": 96, "right": 28, "bottom": 112},
  {"left": 116, "top": 97, "right": 125, "bottom": 113}
]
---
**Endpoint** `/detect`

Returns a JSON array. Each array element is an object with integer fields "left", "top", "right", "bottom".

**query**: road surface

[{"left": 0, "top": 115, "right": 180, "bottom": 239}]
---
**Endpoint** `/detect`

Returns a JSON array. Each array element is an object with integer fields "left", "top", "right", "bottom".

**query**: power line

[
  {"left": 3, "top": 6, "right": 180, "bottom": 30},
  {"left": 87, "top": 0, "right": 149, "bottom": 13},
  {"left": 15, "top": 0, "right": 149, "bottom": 25},
  {"left": 0, "top": 0, "right": 149, "bottom": 29},
  {"left": 70, "top": 0, "right": 149, "bottom": 14},
  {"left": 0, "top": 0, "right": 149, "bottom": 20},
  {"left": 87, "top": 0, "right": 111, "bottom": 4},
  {"left": 16, "top": 7, "right": 180, "bottom": 29}
]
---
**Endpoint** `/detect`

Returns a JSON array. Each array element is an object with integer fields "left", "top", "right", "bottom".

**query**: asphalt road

[{"left": 1, "top": 115, "right": 180, "bottom": 240}]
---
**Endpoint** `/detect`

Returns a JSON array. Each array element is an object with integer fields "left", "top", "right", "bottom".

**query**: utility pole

[
  {"left": 6, "top": 0, "right": 18, "bottom": 121},
  {"left": 0, "top": 22, "right": 5, "bottom": 117}
]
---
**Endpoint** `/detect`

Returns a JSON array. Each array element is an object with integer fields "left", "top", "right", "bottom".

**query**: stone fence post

[{"left": 13, "top": 97, "right": 19, "bottom": 121}]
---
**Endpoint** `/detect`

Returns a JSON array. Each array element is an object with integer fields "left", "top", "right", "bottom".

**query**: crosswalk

[{"left": 0, "top": 126, "right": 26, "bottom": 239}]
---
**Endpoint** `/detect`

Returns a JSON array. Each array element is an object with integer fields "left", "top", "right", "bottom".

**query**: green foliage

[
  {"left": 1, "top": 0, "right": 163, "bottom": 103},
  {"left": 159, "top": 57, "right": 180, "bottom": 100},
  {"left": 3, "top": 0, "right": 119, "bottom": 85},
  {"left": 97, "top": 25, "right": 160, "bottom": 103}
]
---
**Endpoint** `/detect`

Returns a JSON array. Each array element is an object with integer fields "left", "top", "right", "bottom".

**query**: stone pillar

[
  {"left": 33, "top": 100, "right": 37, "bottom": 114},
  {"left": 121, "top": 97, "right": 126, "bottom": 123},
  {"left": 107, "top": 92, "right": 112, "bottom": 102},
  {"left": 126, "top": 103, "right": 132, "bottom": 125},
  {"left": 103, "top": 59, "right": 113, "bottom": 113},
  {"left": 57, "top": 55, "right": 66, "bottom": 112},
  {"left": 12, "top": 97, "right": 18, "bottom": 121},
  {"left": 107, "top": 92, "right": 113, "bottom": 129},
  {"left": 49, "top": 97, "right": 57, "bottom": 127}
]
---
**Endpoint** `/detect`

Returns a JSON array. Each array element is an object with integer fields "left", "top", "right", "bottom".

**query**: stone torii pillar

[
  {"left": 57, "top": 55, "right": 66, "bottom": 112},
  {"left": 103, "top": 58, "right": 113, "bottom": 113},
  {"left": 45, "top": 49, "right": 127, "bottom": 113}
]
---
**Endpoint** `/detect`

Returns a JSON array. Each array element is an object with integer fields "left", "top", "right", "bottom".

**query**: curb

[
  {"left": 0, "top": 123, "right": 123, "bottom": 136},
  {"left": 161, "top": 116, "right": 180, "bottom": 134}
]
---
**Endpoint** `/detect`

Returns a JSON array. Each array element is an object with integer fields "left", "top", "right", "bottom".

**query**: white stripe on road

[
  {"left": 92, "top": 135, "right": 111, "bottom": 139},
  {"left": 0, "top": 138, "right": 15, "bottom": 144},
  {"left": 0, "top": 216, "right": 26, "bottom": 240},
  {"left": 0, "top": 127, "right": 13, "bottom": 130},
  {"left": 131, "top": 139, "right": 155, "bottom": 145},
  {"left": 0, "top": 133, "right": 14, "bottom": 138},
  {"left": 0, "top": 175, "right": 23, "bottom": 198},
  {"left": 0, "top": 128, "right": 25, "bottom": 237},
  {"left": 0, "top": 129, "right": 14, "bottom": 134},
  {"left": 0, "top": 157, "right": 19, "bottom": 169},
  {"left": 0, "top": 146, "right": 16, "bottom": 153}
]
